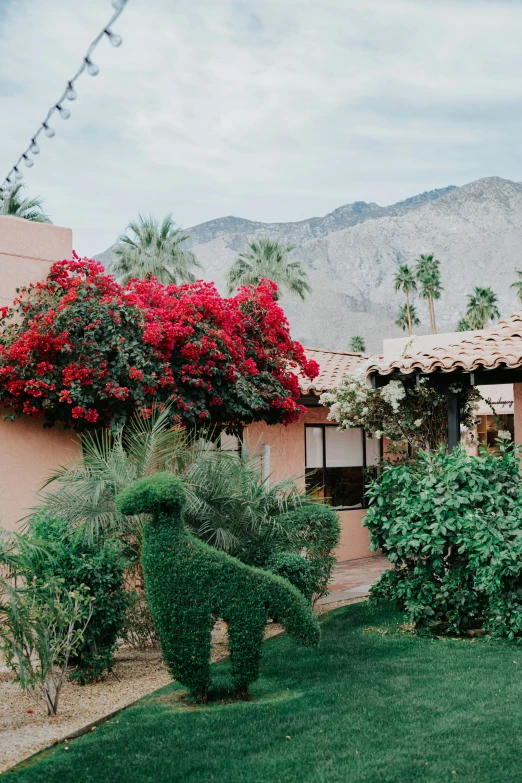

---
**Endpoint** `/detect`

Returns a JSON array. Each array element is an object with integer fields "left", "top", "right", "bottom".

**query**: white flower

[
  {"left": 414, "top": 418, "right": 423, "bottom": 427},
  {"left": 373, "top": 430, "right": 383, "bottom": 439},
  {"left": 497, "top": 429, "right": 512, "bottom": 442},
  {"left": 381, "top": 380, "right": 406, "bottom": 412},
  {"left": 319, "top": 392, "right": 336, "bottom": 406}
]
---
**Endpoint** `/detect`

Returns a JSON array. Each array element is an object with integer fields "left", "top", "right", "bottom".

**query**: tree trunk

[
  {"left": 431, "top": 297, "right": 437, "bottom": 334},
  {"left": 406, "top": 292, "right": 412, "bottom": 335}
]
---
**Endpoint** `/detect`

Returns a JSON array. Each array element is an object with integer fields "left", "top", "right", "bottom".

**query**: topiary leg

[{"left": 226, "top": 605, "right": 266, "bottom": 699}]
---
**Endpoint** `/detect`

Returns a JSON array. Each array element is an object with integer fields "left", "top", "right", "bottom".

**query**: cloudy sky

[{"left": 1, "top": 0, "right": 522, "bottom": 255}]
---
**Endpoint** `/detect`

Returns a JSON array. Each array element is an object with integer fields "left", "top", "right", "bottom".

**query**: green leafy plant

[
  {"left": 365, "top": 438, "right": 522, "bottom": 638},
  {"left": 275, "top": 504, "right": 341, "bottom": 602},
  {"left": 264, "top": 552, "right": 315, "bottom": 601},
  {"left": 1, "top": 575, "right": 92, "bottom": 714},
  {"left": 116, "top": 472, "right": 320, "bottom": 702},
  {"left": 27, "top": 512, "right": 128, "bottom": 683}
]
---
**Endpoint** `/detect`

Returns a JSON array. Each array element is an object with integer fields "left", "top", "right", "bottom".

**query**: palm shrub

[
  {"left": 38, "top": 408, "right": 302, "bottom": 566},
  {"left": 365, "top": 439, "right": 522, "bottom": 638}
]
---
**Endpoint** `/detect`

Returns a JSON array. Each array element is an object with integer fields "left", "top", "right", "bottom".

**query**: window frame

[{"left": 304, "top": 423, "right": 383, "bottom": 510}]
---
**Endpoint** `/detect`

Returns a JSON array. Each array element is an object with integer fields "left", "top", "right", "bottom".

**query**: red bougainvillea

[{"left": 0, "top": 255, "right": 318, "bottom": 430}]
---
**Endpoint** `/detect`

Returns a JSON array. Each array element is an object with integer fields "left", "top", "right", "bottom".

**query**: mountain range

[{"left": 95, "top": 177, "right": 522, "bottom": 353}]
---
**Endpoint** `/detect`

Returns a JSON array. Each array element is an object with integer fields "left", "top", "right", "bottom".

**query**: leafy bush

[
  {"left": 366, "top": 440, "right": 522, "bottom": 638},
  {"left": 121, "top": 590, "right": 159, "bottom": 649},
  {"left": 28, "top": 511, "right": 128, "bottom": 683},
  {"left": 0, "top": 257, "right": 318, "bottom": 430},
  {"left": 276, "top": 503, "right": 341, "bottom": 602},
  {"left": 1, "top": 575, "right": 92, "bottom": 714},
  {"left": 116, "top": 472, "right": 320, "bottom": 702},
  {"left": 265, "top": 552, "right": 315, "bottom": 600}
]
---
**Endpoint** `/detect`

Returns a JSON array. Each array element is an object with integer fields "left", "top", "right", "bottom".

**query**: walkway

[{"left": 318, "top": 555, "right": 390, "bottom": 605}]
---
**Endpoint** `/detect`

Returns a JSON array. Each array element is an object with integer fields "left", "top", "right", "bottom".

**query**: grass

[{"left": 7, "top": 601, "right": 522, "bottom": 783}]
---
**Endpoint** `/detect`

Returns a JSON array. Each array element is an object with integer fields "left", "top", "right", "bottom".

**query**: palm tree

[
  {"left": 510, "top": 270, "right": 522, "bottom": 305},
  {"left": 415, "top": 253, "right": 442, "bottom": 334},
  {"left": 349, "top": 336, "right": 366, "bottom": 353},
  {"left": 395, "top": 303, "right": 420, "bottom": 333},
  {"left": 111, "top": 214, "right": 201, "bottom": 285},
  {"left": 393, "top": 265, "right": 417, "bottom": 335},
  {"left": 463, "top": 286, "right": 500, "bottom": 330},
  {"left": 456, "top": 317, "right": 471, "bottom": 332},
  {"left": 226, "top": 236, "right": 311, "bottom": 300},
  {"left": 0, "top": 184, "right": 51, "bottom": 223}
]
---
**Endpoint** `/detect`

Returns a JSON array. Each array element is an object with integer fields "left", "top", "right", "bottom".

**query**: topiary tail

[{"left": 264, "top": 578, "right": 321, "bottom": 648}]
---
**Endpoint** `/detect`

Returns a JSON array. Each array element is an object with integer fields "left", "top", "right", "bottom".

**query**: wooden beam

[{"left": 447, "top": 394, "right": 461, "bottom": 451}]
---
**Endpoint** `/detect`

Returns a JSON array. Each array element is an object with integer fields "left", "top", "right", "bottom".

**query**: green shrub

[
  {"left": 265, "top": 552, "right": 315, "bottom": 601},
  {"left": 28, "top": 512, "right": 128, "bottom": 683},
  {"left": 116, "top": 472, "right": 320, "bottom": 702},
  {"left": 121, "top": 590, "right": 159, "bottom": 649},
  {"left": 365, "top": 440, "right": 522, "bottom": 638},
  {"left": 275, "top": 503, "right": 341, "bottom": 601}
]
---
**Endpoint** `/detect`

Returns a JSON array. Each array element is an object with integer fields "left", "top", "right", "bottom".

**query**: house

[
  {"left": 242, "top": 347, "right": 381, "bottom": 562},
  {"left": 367, "top": 322, "right": 522, "bottom": 449}
]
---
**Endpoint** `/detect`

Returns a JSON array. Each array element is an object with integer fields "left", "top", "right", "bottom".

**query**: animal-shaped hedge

[{"left": 116, "top": 473, "right": 321, "bottom": 702}]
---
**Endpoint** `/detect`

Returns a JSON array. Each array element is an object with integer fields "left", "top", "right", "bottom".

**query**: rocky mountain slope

[{"left": 95, "top": 177, "right": 522, "bottom": 353}]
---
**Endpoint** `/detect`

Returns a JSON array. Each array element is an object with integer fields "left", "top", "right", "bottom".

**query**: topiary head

[{"left": 115, "top": 472, "right": 186, "bottom": 526}]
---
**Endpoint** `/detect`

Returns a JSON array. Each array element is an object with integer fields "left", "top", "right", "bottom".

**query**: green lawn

[{"left": 8, "top": 601, "right": 522, "bottom": 783}]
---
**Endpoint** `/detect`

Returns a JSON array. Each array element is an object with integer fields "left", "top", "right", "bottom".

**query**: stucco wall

[
  {"left": 243, "top": 408, "right": 375, "bottom": 561},
  {"left": 0, "top": 217, "right": 81, "bottom": 531}
]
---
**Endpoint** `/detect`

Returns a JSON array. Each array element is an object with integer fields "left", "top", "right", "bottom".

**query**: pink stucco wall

[
  {"left": 243, "top": 407, "right": 375, "bottom": 561},
  {"left": 0, "top": 217, "right": 81, "bottom": 531}
]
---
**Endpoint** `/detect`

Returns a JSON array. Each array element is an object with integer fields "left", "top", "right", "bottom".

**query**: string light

[{"left": 0, "top": 0, "right": 129, "bottom": 200}]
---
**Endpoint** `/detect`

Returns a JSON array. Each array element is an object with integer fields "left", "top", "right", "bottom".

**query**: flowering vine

[
  {"left": 320, "top": 367, "right": 481, "bottom": 451},
  {"left": 0, "top": 255, "right": 318, "bottom": 431}
]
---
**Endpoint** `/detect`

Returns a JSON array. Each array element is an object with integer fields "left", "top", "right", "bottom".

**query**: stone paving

[{"left": 318, "top": 555, "right": 391, "bottom": 605}]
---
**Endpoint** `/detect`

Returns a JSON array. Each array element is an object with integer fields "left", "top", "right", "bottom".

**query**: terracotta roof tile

[
  {"left": 300, "top": 347, "right": 366, "bottom": 394},
  {"left": 366, "top": 311, "right": 522, "bottom": 377}
]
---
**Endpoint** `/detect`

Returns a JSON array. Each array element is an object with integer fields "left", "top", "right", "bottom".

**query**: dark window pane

[
  {"left": 325, "top": 466, "right": 364, "bottom": 508},
  {"left": 305, "top": 468, "right": 324, "bottom": 502}
]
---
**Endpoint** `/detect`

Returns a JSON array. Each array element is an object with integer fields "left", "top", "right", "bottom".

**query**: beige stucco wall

[
  {"left": 244, "top": 407, "right": 374, "bottom": 561},
  {"left": 0, "top": 217, "right": 81, "bottom": 531}
]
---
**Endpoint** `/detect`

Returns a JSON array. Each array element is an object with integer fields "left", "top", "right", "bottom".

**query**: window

[
  {"left": 305, "top": 425, "right": 382, "bottom": 509},
  {"left": 477, "top": 414, "right": 514, "bottom": 450}
]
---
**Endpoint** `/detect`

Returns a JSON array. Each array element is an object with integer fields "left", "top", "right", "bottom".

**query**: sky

[{"left": 1, "top": 0, "right": 522, "bottom": 256}]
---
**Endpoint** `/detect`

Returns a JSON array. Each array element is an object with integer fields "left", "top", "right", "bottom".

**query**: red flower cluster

[{"left": 0, "top": 256, "right": 318, "bottom": 431}]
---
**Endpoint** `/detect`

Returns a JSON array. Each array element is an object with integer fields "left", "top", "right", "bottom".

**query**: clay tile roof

[
  {"left": 300, "top": 347, "right": 367, "bottom": 394},
  {"left": 366, "top": 310, "right": 522, "bottom": 377}
]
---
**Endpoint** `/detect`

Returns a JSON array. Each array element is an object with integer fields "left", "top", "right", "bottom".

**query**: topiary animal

[{"left": 116, "top": 472, "right": 320, "bottom": 702}]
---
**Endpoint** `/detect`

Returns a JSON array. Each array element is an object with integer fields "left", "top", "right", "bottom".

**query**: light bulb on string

[
  {"left": 14, "top": 167, "right": 23, "bottom": 181},
  {"left": 85, "top": 58, "right": 100, "bottom": 76},
  {"left": 105, "top": 28, "right": 123, "bottom": 47},
  {"left": 23, "top": 155, "right": 34, "bottom": 168},
  {"left": 43, "top": 124, "right": 56, "bottom": 138},
  {"left": 30, "top": 140, "right": 40, "bottom": 155},
  {"left": 65, "top": 82, "right": 77, "bottom": 101},
  {"left": 111, "top": 0, "right": 124, "bottom": 9},
  {"left": 56, "top": 104, "right": 71, "bottom": 120}
]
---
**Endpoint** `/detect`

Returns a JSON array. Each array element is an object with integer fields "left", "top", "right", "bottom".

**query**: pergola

[{"left": 366, "top": 312, "right": 522, "bottom": 450}]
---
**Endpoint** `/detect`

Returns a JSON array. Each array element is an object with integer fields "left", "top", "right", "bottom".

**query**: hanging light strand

[{"left": 1, "top": 0, "right": 129, "bottom": 199}]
